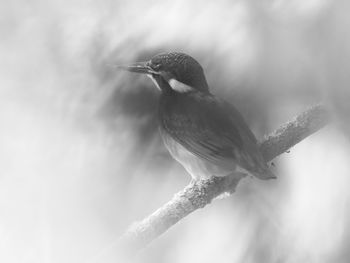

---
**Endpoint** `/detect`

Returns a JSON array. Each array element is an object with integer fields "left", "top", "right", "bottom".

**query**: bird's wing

[{"left": 161, "top": 92, "right": 273, "bottom": 178}]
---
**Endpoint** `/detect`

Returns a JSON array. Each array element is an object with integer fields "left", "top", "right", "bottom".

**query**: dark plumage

[{"left": 118, "top": 52, "right": 275, "bottom": 181}]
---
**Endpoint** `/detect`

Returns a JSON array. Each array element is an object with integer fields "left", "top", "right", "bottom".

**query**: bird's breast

[{"left": 159, "top": 128, "right": 235, "bottom": 180}]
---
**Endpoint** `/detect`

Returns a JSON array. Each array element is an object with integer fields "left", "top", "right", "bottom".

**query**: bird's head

[{"left": 117, "top": 52, "right": 209, "bottom": 93}]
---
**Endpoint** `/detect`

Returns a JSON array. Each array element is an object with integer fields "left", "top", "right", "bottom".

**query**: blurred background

[{"left": 1, "top": 0, "right": 350, "bottom": 262}]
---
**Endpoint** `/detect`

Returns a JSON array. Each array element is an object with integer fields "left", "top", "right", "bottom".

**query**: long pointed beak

[{"left": 114, "top": 61, "right": 158, "bottom": 75}]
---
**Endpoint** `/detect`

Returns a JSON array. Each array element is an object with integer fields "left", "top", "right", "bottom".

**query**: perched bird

[{"left": 118, "top": 52, "right": 275, "bottom": 182}]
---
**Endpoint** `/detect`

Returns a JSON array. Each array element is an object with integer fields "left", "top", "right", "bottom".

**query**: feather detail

[
  {"left": 159, "top": 90, "right": 275, "bottom": 180},
  {"left": 168, "top": 78, "right": 194, "bottom": 93}
]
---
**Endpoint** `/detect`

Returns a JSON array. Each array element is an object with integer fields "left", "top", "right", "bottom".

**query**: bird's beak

[{"left": 114, "top": 61, "right": 159, "bottom": 75}]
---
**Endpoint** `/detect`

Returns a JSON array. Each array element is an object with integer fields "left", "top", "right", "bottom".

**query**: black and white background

[{"left": 1, "top": 0, "right": 350, "bottom": 262}]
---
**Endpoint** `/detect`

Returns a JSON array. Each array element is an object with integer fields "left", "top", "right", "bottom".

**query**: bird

[{"left": 117, "top": 52, "right": 275, "bottom": 183}]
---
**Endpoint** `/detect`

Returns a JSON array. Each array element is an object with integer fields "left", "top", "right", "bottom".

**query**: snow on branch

[{"left": 114, "top": 104, "right": 330, "bottom": 256}]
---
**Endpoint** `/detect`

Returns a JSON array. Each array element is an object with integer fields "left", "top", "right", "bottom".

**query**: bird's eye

[{"left": 151, "top": 63, "right": 161, "bottom": 70}]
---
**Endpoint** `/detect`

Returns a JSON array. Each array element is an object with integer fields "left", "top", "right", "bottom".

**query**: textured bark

[
  {"left": 259, "top": 104, "right": 330, "bottom": 161},
  {"left": 117, "top": 104, "right": 330, "bottom": 254}
]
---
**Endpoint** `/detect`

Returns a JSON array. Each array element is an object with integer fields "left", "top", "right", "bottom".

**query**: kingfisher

[{"left": 117, "top": 52, "right": 275, "bottom": 182}]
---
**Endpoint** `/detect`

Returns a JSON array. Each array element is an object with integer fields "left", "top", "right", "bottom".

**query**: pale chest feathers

[{"left": 160, "top": 130, "right": 246, "bottom": 180}]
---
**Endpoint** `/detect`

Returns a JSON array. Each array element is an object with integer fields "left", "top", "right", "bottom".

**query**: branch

[{"left": 117, "top": 104, "right": 330, "bottom": 255}]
